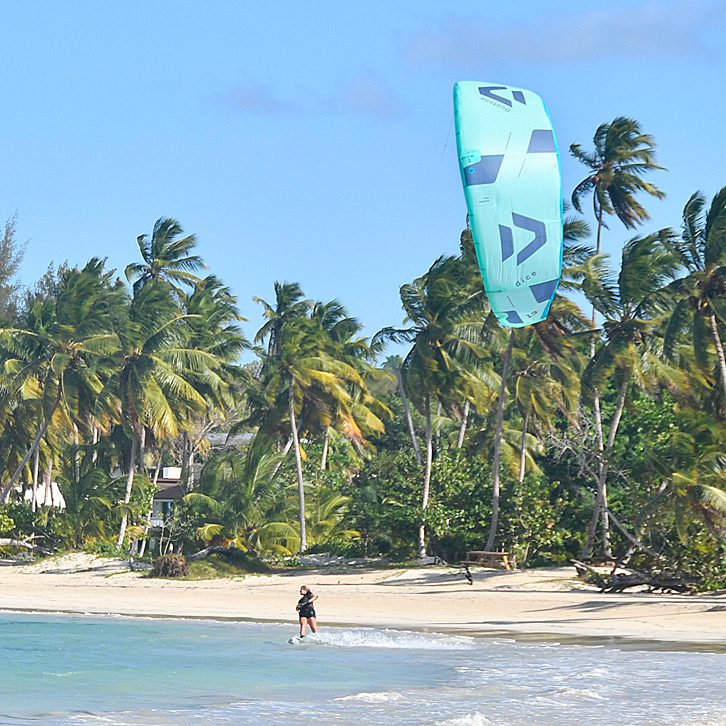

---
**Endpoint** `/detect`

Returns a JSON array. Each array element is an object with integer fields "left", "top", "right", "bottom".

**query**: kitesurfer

[{"left": 296, "top": 585, "right": 318, "bottom": 637}]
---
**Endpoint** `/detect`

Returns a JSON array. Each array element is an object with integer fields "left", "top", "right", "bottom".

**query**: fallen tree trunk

[
  {"left": 571, "top": 559, "right": 694, "bottom": 594},
  {"left": 0, "top": 538, "right": 34, "bottom": 549},
  {"left": 188, "top": 545, "right": 239, "bottom": 561}
]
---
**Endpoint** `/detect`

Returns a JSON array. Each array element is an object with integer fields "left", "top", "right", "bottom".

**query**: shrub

[{"left": 152, "top": 553, "right": 188, "bottom": 577}]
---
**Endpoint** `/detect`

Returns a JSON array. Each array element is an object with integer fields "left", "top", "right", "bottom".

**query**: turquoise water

[{"left": 1, "top": 613, "right": 724, "bottom": 725}]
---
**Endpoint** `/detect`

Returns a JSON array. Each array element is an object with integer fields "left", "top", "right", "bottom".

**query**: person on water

[{"left": 296, "top": 585, "right": 318, "bottom": 637}]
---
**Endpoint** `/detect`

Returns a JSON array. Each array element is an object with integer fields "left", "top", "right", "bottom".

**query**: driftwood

[
  {"left": 188, "top": 545, "right": 239, "bottom": 561},
  {"left": 0, "top": 537, "right": 52, "bottom": 556},
  {"left": 0, "top": 538, "right": 34, "bottom": 550},
  {"left": 571, "top": 559, "right": 694, "bottom": 594}
]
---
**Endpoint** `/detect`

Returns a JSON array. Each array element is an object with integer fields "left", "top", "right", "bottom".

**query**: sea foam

[{"left": 288, "top": 626, "right": 475, "bottom": 650}]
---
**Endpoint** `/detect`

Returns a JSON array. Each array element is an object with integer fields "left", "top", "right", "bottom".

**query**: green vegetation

[{"left": 0, "top": 118, "right": 723, "bottom": 591}]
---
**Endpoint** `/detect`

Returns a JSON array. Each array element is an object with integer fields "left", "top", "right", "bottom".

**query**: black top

[{"left": 297, "top": 593, "right": 315, "bottom": 616}]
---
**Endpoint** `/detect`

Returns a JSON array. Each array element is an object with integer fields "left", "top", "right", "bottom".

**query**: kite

[{"left": 454, "top": 81, "right": 563, "bottom": 327}]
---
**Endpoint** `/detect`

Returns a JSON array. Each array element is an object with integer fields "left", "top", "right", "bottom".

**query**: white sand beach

[{"left": 1, "top": 555, "right": 724, "bottom": 646}]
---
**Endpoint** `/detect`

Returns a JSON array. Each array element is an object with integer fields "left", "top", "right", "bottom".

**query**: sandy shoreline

[{"left": 1, "top": 555, "right": 724, "bottom": 648}]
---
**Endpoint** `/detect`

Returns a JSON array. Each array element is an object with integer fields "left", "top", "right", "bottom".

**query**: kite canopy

[{"left": 453, "top": 81, "right": 563, "bottom": 328}]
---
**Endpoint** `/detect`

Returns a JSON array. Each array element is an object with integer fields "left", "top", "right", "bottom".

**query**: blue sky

[{"left": 2, "top": 0, "right": 724, "bottom": 350}]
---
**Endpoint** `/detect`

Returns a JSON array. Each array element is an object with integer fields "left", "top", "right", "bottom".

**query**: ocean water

[{"left": 0, "top": 613, "right": 724, "bottom": 725}]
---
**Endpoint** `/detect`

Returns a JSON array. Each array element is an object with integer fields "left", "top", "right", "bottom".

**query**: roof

[{"left": 153, "top": 484, "right": 184, "bottom": 501}]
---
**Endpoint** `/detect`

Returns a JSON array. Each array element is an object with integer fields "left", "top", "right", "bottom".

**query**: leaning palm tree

[
  {"left": 663, "top": 188, "right": 726, "bottom": 410},
  {"left": 125, "top": 218, "right": 206, "bottom": 294}
]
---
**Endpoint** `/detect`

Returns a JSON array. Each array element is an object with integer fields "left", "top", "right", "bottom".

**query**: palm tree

[
  {"left": 581, "top": 233, "right": 680, "bottom": 555},
  {"left": 663, "top": 189, "right": 726, "bottom": 410},
  {"left": 485, "top": 328, "right": 515, "bottom": 550},
  {"left": 0, "top": 260, "right": 121, "bottom": 502},
  {"left": 110, "top": 280, "right": 211, "bottom": 547},
  {"left": 55, "top": 442, "right": 116, "bottom": 548},
  {"left": 308, "top": 300, "right": 389, "bottom": 463},
  {"left": 253, "top": 281, "right": 311, "bottom": 357},
  {"left": 180, "top": 275, "right": 249, "bottom": 488},
  {"left": 668, "top": 428, "right": 726, "bottom": 543},
  {"left": 255, "top": 285, "right": 364, "bottom": 552},
  {"left": 185, "top": 443, "right": 297, "bottom": 555},
  {"left": 570, "top": 119, "right": 666, "bottom": 556},
  {"left": 384, "top": 355, "right": 422, "bottom": 463},
  {"left": 510, "top": 330, "right": 580, "bottom": 483},
  {"left": 376, "top": 255, "right": 490, "bottom": 558},
  {"left": 125, "top": 218, "right": 206, "bottom": 294},
  {"left": 571, "top": 117, "right": 665, "bottom": 254}
]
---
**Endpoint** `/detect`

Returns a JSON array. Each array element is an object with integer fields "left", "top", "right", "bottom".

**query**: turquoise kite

[{"left": 453, "top": 81, "right": 563, "bottom": 327}]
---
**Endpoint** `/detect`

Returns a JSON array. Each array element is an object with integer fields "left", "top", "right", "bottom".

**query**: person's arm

[{"left": 309, "top": 594, "right": 318, "bottom": 603}]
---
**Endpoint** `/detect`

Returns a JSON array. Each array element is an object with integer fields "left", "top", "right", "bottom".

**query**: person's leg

[
  {"left": 308, "top": 617, "right": 318, "bottom": 633},
  {"left": 299, "top": 617, "right": 308, "bottom": 637}
]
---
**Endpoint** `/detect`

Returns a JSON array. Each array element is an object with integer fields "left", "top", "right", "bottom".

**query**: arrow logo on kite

[
  {"left": 498, "top": 213, "right": 546, "bottom": 265},
  {"left": 478, "top": 86, "right": 526, "bottom": 108}
]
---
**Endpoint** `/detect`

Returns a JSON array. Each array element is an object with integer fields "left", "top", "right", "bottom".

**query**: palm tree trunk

[
  {"left": 73, "top": 423, "right": 80, "bottom": 484},
  {"left": 0, "top": 386, "right": 62, "bottom": 503},
  {"left": 288, "top": 379, "right": 307, "bottom": 553},
  {"left": 43, "top": 461, "right": 53, "bottom": 507},
  {"left": 320, "top": 428, "right": 330, "bottom": 472},
  {"left": 139, "top": 451, "right": 163, "bottom": 558},
  {"left": 417, "top": 392, "right": 433, "bottom": 559},
  {"left": 116, "top": 433, "right": 138, "bottom": 549},
  {"left": 582, "top": 392, "right": 605, "bottom": 559},
  {"left": 180, "top": 432, "right": 189, "bottom": 487},
  {"left": 139, "top": 426, "right": 146, "bottom": 473},
  {"left": 187, "top": 450, "right": 195, "bottom": 490},
  {"left": 583, "top": 206, "right": 606, "bottom": 557},
  {"left": 31, "top": 446, "right": 40, "bottom": 513},
  {"left": 598, "top": 370, "right": 630, "bottom": 557},
  {"left": 708, "top": 313, "right": 726, "bottom": 404},
  {"left": 518, "top": 409, "right": 530, "bottom": 483},
  {"left": 485, "top": 330, "right": 515, "bottom": 551},
  {"left": 92, "top": 424, "right": 98, "bottom": 464},
  {"left": 268, "top": 434, "right": 296, "bottom": 481},
  {"left": 395, "top": 368, "right": 422, "bottom": 464},
  {"left": 456, "top": 400, "right": 470, "bottom": 449},
  {"left": 595, "top": 206, "right": 604, "bottom": 255},
  {"left": 435, "top": 400, "right": 442, "bottom": 451}
]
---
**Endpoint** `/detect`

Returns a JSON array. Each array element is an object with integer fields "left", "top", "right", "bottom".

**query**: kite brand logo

[
  {"left": 478, "top": 86, "right": 527, "bottom": 108},
  {"left": 498, "top": 213, "right": 546, "bottom": 265}
]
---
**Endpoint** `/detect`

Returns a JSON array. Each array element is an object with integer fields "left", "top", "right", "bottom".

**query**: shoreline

[
  {"left": 3, "top": 605, "right": 725, "bottom": 654},
  {"left": 2, "top": 554, "right": 724, "bottom": 650}
]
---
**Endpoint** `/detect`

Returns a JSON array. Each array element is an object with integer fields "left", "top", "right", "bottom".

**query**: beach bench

[{"left": 459, "top": 551, "right": 514, "bottom": 584}]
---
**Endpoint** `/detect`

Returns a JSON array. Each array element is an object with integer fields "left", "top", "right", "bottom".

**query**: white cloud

[
  {"left": 217, "top": 72, "right": 401, "bottom": 120},
  {"left": 404, "top": 1, "right": 723, "bottom": 66}
]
